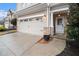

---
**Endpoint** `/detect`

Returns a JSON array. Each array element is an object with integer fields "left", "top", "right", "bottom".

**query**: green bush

[
  {"left": 11, "top": 18, "right": 17, "bottom": 26},
  {"left": 67, "top": 4, "right": 79, "bottom": 47},
  {"left": 67, "top": 4, "right": 79, "bottom": 40},
  {"left": 0, "top": 25, "right": 6, "bottom": 31}
]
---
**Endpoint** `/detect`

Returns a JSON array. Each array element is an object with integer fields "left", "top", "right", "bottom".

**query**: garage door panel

[{"left": 29, "top": 21, "right": 44, "bottom": 36}]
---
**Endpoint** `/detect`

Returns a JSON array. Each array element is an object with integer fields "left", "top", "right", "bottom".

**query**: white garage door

[
  {"left": 18, "top": 17, "right": 45, "bottom": 36},
  {"left": 18, "top": 19, "right": 29, "bottom": 33},
  {"left": 29, "top": 17, "right": 44, "bottom": 36}
]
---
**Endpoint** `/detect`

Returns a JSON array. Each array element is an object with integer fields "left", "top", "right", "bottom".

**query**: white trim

[
  {"left": 51, "top": 13, "right": 53, "bottom": 27},
  {"left": 47, "top": 7, "right": 49, "bottom": 27},
  {"left": 18, "top": 14, "right": 44, "bottom": 20},
  {"left": 51, "top": 7, "right": 69, "bottom": 13}
]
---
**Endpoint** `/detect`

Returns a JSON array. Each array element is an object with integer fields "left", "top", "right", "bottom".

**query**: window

[
  {"left": 5, "top": 20, "right": 9, "bottom": 22},
  {"left": 24, "top": 19, "right": 28, "bottom": 21},
  {"left": 57, "top": 18, "right": 62, "bottom": 25},
  {"left": 36, "top": 18, "right": 39, "bottom": 21},
  {"left": 29, "top": 18, "right": 33, "bottom": 21},
  {"left": 36, "top": 17, "right": 42, "bottom": 22},
  {"left": 20, "top": 20, "right": 23, "bottom": 22}
]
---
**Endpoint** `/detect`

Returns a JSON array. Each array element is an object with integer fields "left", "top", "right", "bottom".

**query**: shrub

[
  {"left": 67, "top": 4, "right": 79, "bottom": 47},
  {"left": 0, "top": 25, "right": 6, "bottom": 31},
  {"left": 11, "top": 18, "right": 17, "bottom": 26}
]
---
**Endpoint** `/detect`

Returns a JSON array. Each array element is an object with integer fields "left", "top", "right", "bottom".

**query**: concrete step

[{"left": 53, "top": 34, "right": 66, "bottom": 40}]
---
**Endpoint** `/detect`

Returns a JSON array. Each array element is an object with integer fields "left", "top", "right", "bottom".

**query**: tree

[
  {"left": 67, "top": 3, "right": 79, "bottom": 47},
  {"left": 11, "top": 18, "right": 17, "bottom": 26}
]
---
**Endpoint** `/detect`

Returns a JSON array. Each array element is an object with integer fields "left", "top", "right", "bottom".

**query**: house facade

[
  {"left": 16, "top": 3, "right": 69, "bottom": 37},
  {"left": 4, "top": 10, "right": 17, "bottom": 29}
]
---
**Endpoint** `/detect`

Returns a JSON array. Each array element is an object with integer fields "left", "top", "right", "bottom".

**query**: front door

[{"left": 56, "top": 17, "right": 64, "bottom": 33}]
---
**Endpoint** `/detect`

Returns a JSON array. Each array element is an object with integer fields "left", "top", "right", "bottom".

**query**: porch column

[
  {"left": 46, "top": 4, "right": 51, "bottom": 34},
  {"left": 50, "top": 13, "right": 54, "bottom": 35},
  {"left": 47, "top": 6, "right": 50, "bottom": 27}
]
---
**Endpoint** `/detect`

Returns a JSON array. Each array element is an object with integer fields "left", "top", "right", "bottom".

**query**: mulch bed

[{"left": 57, "top": 43, "right": 79, "bottom": 56}]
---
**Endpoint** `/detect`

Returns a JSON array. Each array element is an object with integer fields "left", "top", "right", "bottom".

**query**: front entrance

[{"left": 55, "top": 16, "right": 64, "bottom": 34}]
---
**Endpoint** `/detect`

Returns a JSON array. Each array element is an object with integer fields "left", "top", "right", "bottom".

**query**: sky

[{"left": 0, "top": 3, "right": 16, "bottom": 19}]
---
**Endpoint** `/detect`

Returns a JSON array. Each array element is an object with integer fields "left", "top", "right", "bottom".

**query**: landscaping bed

[{"left": 57, "top": 43, "right": 79, "bottom": 56}]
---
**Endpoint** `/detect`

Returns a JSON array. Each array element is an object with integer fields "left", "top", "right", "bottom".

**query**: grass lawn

[{"left": 0, "top": 30, "right": 17, "bottom": 36}]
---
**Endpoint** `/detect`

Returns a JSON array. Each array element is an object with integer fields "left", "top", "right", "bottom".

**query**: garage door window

[
  {"left": 29, "top": 18, "right": 33, "bottom": 21},
  {"left": 36, "top": 18, "right": 39, "bottom": 21},
  {"left": 20, "top": 20, "right": 23, "bottom": 22},
  {"left": 24, "top": 19, "right": 28, "bottom": 22},
  {"left": 36, "top": 17, "right": 42, "bottom": 22}
]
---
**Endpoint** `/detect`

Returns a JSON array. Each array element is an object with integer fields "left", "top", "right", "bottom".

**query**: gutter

[{"left": 15, "top": 3, "right": 45, "bottom": 14}]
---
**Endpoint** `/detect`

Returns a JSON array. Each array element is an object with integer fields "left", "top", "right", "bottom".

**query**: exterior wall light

[
  {"left": 42, "top": 15, "right": 47, "bottom": 20},
  {"left": 58, "top": 14, "right": 61, "bottom": 17}
]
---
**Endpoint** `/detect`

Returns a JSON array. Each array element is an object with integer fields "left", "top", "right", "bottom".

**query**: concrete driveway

[{"left": 0, "top": 32, "right": 66, "bottom": 56}]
